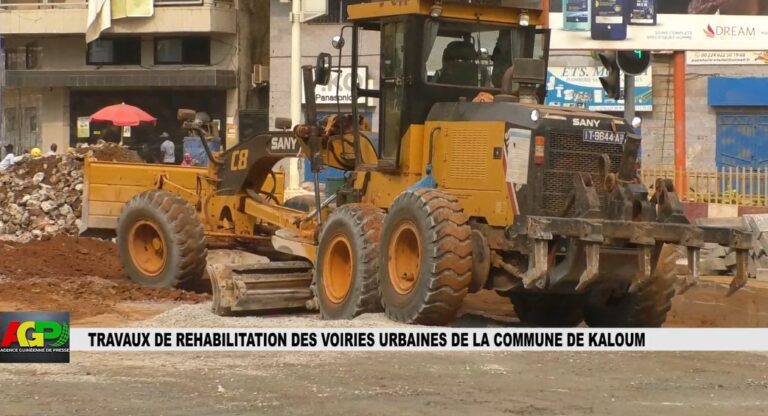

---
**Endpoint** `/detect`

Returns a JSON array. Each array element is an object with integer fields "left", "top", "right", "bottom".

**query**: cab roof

[{"left": 347, "top": 0, "right": 544, "bottom": 26}]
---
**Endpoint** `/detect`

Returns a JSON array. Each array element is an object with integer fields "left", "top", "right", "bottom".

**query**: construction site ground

[{"left": 3, "top": 235, "right": 768, "bottom": 415}]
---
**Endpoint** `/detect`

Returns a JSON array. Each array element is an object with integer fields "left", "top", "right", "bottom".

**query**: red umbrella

[{"left": 90, "top": 102, "right": 157, "bottom": 127}]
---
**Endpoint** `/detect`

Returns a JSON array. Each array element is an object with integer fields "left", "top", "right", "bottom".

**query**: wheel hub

[
  {"left": 128, "top": 220, "right": 167, "bottom": 277},
  {"left": 388, "top": 221, "right": 422, "bottom": 295},
  {"left": 323, "top": 234, "right": 354, "bottom": 304}
]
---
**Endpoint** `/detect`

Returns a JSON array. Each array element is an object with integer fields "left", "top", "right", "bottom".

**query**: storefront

[
  {"left": 69, "top": 89, "right": 227, "bottom": 162},
  {"left": 709, "top": 77, "right": 768, "bottom": 170}
]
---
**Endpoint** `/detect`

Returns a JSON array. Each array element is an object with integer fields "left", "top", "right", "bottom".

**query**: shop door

[{"left": 716, "top": 113, "right": 768, "bottom": 169}]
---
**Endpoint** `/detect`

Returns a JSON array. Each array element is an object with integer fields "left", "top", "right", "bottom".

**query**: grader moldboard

[{"left": 82, "top": 0, "right": 753, "bottom": 327}]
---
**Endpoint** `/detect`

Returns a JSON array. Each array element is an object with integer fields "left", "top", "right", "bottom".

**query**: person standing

[
  {"left": 47, "top": 143, "right": 58, "bottom": 156},
  {"left": 160, "top": 132, "right": 175, "bottom": 164}
]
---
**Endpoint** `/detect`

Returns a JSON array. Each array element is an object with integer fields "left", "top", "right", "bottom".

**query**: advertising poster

[
  {"left": 550, "top": 0, "right": 768, "bottom": 50},
  {"left": 76, "top": 117, "right": 90, "bottom": 138},
  {"left": 302, "top": 67, "right": 368, "bottom": 105},
  {"left": 545, "top": 65, "right": 653, "bottom": 111},
  {"left": 687, "top": 50, "right": 768, "bottom": 65}
]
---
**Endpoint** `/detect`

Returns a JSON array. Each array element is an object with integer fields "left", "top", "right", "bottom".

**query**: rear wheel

[
  {"left": 583, "top": 245, "right": 679, "bottom": 327},
  {"left": 504, "top": 292, "right": 584, "bottom": 327},
  {"left": 315, "top": 204, "right": 384, "bottom": 319},
  {"left": 379, "top": 189, "right": 473, "bottom": 325},
  {"left": 117, "top": 190, "right": 207, "bottom": 288}
]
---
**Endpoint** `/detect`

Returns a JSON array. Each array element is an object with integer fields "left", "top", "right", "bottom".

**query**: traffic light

[
  {"left": 598, "top": 51, "right": 621, "bottom": 100},
  {"left": 617, "top": 50, "right": 651, "bottom": 76}
]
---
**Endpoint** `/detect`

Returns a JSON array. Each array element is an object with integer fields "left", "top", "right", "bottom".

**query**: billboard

[
  {"left": 550, "top": 1, "right": 768, "bottom": 51},
  {"left": 687, "top": 51, "right": 768, "bottom": 65},
  {"left": 545, "top": 65, "right": 653, "bottom": 111}
]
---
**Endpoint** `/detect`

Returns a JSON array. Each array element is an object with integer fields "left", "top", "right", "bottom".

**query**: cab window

[{"left": 423, "top": 20, "right": 542, "bottom": 90}]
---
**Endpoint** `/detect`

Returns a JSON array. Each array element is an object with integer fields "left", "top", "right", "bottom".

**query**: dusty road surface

[
  {"left": 4, "top": 236, "right": 768, "bottom": 415},
  {"left": 3, "top": 349, "right": 768, "bottom": 416},
  {"left": 3, "top": 305, "right": 768, "bottom": 416}
]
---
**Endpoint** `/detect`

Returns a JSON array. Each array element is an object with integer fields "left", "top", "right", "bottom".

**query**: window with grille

[
  {"left": 154, "top": 37, "right": 211, "bottom": 65},
  {"left": 87, "top": 38, "right": 142, "bottom": 65}
]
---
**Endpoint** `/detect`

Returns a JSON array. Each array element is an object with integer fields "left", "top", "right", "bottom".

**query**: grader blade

[{"left": 208, "top": 261, "right": 314, "bottom": 316}]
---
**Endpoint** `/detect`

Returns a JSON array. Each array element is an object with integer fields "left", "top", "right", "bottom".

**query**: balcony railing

[{"left": 0, "top": 0, "right": 234, "bottom": 9}]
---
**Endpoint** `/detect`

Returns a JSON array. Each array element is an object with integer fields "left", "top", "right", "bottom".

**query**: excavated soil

[
  {"left": 0, "top": 235, "right": 208, "bottom": 320},
  {"left": 74, "top": 144, "right": 144, "bottom": 163}
]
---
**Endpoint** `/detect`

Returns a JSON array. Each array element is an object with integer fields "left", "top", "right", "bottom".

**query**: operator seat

[{"left": 434, "top": 40, "right": 486, "bottom": 86}]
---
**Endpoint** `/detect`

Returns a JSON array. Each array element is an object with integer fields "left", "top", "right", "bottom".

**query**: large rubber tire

[
  {"left": 583, "top": 245, "right": 679, "bottom": 328},
  {"left": 505, "top": 293, "right": 584, "bottom": 327},
  {"left": 379, "top": 189, "right": 473, "bottom": 325},
  {"left": 117, "top": 190, "right": 207, "bottom": 288},
  {"left": 315, "top": 204, "right": 384, "bottom": 319}
]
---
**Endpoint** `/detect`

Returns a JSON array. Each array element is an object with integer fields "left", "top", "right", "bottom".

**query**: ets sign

[{"left": 545, "top": 66, "right": 653, "bottom": 112}]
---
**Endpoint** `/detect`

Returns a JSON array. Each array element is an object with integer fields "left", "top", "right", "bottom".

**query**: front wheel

[
  {"left": 583, "top": 245, "right": 680, "bottom": 327},
  {"left": 315, "top": 204, "right": 384, "bottom": 320},
  {"left": 379, "top": 189, "right": 473, "bottom": 325},
  {"left": 504, "top": 292, "right": 584, "bottom": 327}
]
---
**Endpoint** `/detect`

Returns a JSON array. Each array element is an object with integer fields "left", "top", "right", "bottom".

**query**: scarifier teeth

[
  {"left": 522, "top": 239, "right": 548, "bottom": 289},
  {"left": 575, "top": 243, "right": 600, "bottom": 292},
  {"left": 727, "top": 249, "right": 750, "bottom": 297},
  {"left": 678, "top": 247, "right": 701, "bottom": 295},
  {"left": 629, "top": 246, "right": 653, "bottom": 293}
]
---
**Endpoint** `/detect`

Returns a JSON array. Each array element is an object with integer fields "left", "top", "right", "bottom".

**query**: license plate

[{"left": 583, "top": 129, "right": 626, "bottom": 145}]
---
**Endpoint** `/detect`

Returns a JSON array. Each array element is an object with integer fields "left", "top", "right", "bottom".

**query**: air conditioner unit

[{"left": 252, "top": 64, "right": 269, "bottom": 87}]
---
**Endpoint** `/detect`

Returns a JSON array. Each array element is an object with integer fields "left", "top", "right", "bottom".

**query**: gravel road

[
  {"left": 4, "top": 305, "right": 768, "bottom": 416},
  {"left": 3, "top": 349, "right": 768, "bottom": 416}
]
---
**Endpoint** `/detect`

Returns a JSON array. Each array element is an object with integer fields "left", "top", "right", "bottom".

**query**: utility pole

[
  {"left": 285, "top": 0, "right": 305, "bottom": 199},
  {"left": 673, "top": 51, "right": 687, "bottom": 197},
  {"left": 623, "top": 74, "right": 635, "bottom": 122},
  {"left": 290, "top": 0, "right": 301, "bottom": 126}
]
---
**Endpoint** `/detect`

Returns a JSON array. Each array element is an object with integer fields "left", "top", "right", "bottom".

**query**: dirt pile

[
  {"left": 0, "top": 235, "right": 208, "bottom": 319},
  {"left": 0, "top": 142, "right": 142, "bottom": 243}
]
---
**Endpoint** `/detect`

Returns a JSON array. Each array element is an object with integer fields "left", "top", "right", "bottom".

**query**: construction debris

[
  {"left": 694, "top": 214, "right": 768, "bottom": 280},
  {"left": 0, "top": 142, "right": 142, "bottom": 243}
]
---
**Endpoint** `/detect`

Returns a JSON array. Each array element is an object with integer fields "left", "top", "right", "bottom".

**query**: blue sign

[{"left": 545, "top": 66, "right": 653, "bottom": 112}]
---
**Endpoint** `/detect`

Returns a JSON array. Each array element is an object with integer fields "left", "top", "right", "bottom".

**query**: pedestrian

[
  {"left": 0, "top": 144, "right": 16, "bottom": 171},
  {"left": 180, "top": 152, "right": 194, "bottom": 167},
  {"left": 160, "top": 132, "right": 175, "bottom": 164},
  {"left": 47, "top": 143, "right": 58, "bottom": 156}
]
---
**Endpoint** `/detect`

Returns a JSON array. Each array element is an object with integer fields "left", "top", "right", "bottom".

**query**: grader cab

[{"left": 87, "top": 0, "right": 753, "bottom": 327}]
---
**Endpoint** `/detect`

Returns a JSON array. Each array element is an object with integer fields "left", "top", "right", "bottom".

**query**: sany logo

[
  {"left": 1, "top": 320, "right": 69, "bottom": 348},
  {"left": 704, "top": 24, "right": 715, "bottom": 38},
  {"left": 270, "top": 136, "right": 298, "bottom": 151}
]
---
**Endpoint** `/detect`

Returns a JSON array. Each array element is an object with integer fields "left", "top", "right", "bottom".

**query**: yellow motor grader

[{"left": 81, "top": 0, "right": 752, "bottom": 326}]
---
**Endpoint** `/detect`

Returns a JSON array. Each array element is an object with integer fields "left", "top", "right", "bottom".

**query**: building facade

[
  {"left": 1, "top": 0, "right": 270, "bottom": 155},
  {"left": 268, "top": 0, "right": 378, "bottom": 133}
]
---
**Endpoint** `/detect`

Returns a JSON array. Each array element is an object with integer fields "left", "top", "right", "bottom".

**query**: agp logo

[
  {"left": 1, "top": 320, "right": 69, "bottom": 348},
  {"left": 0, "top": 312, "right": 70, "bottom": 363}
]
